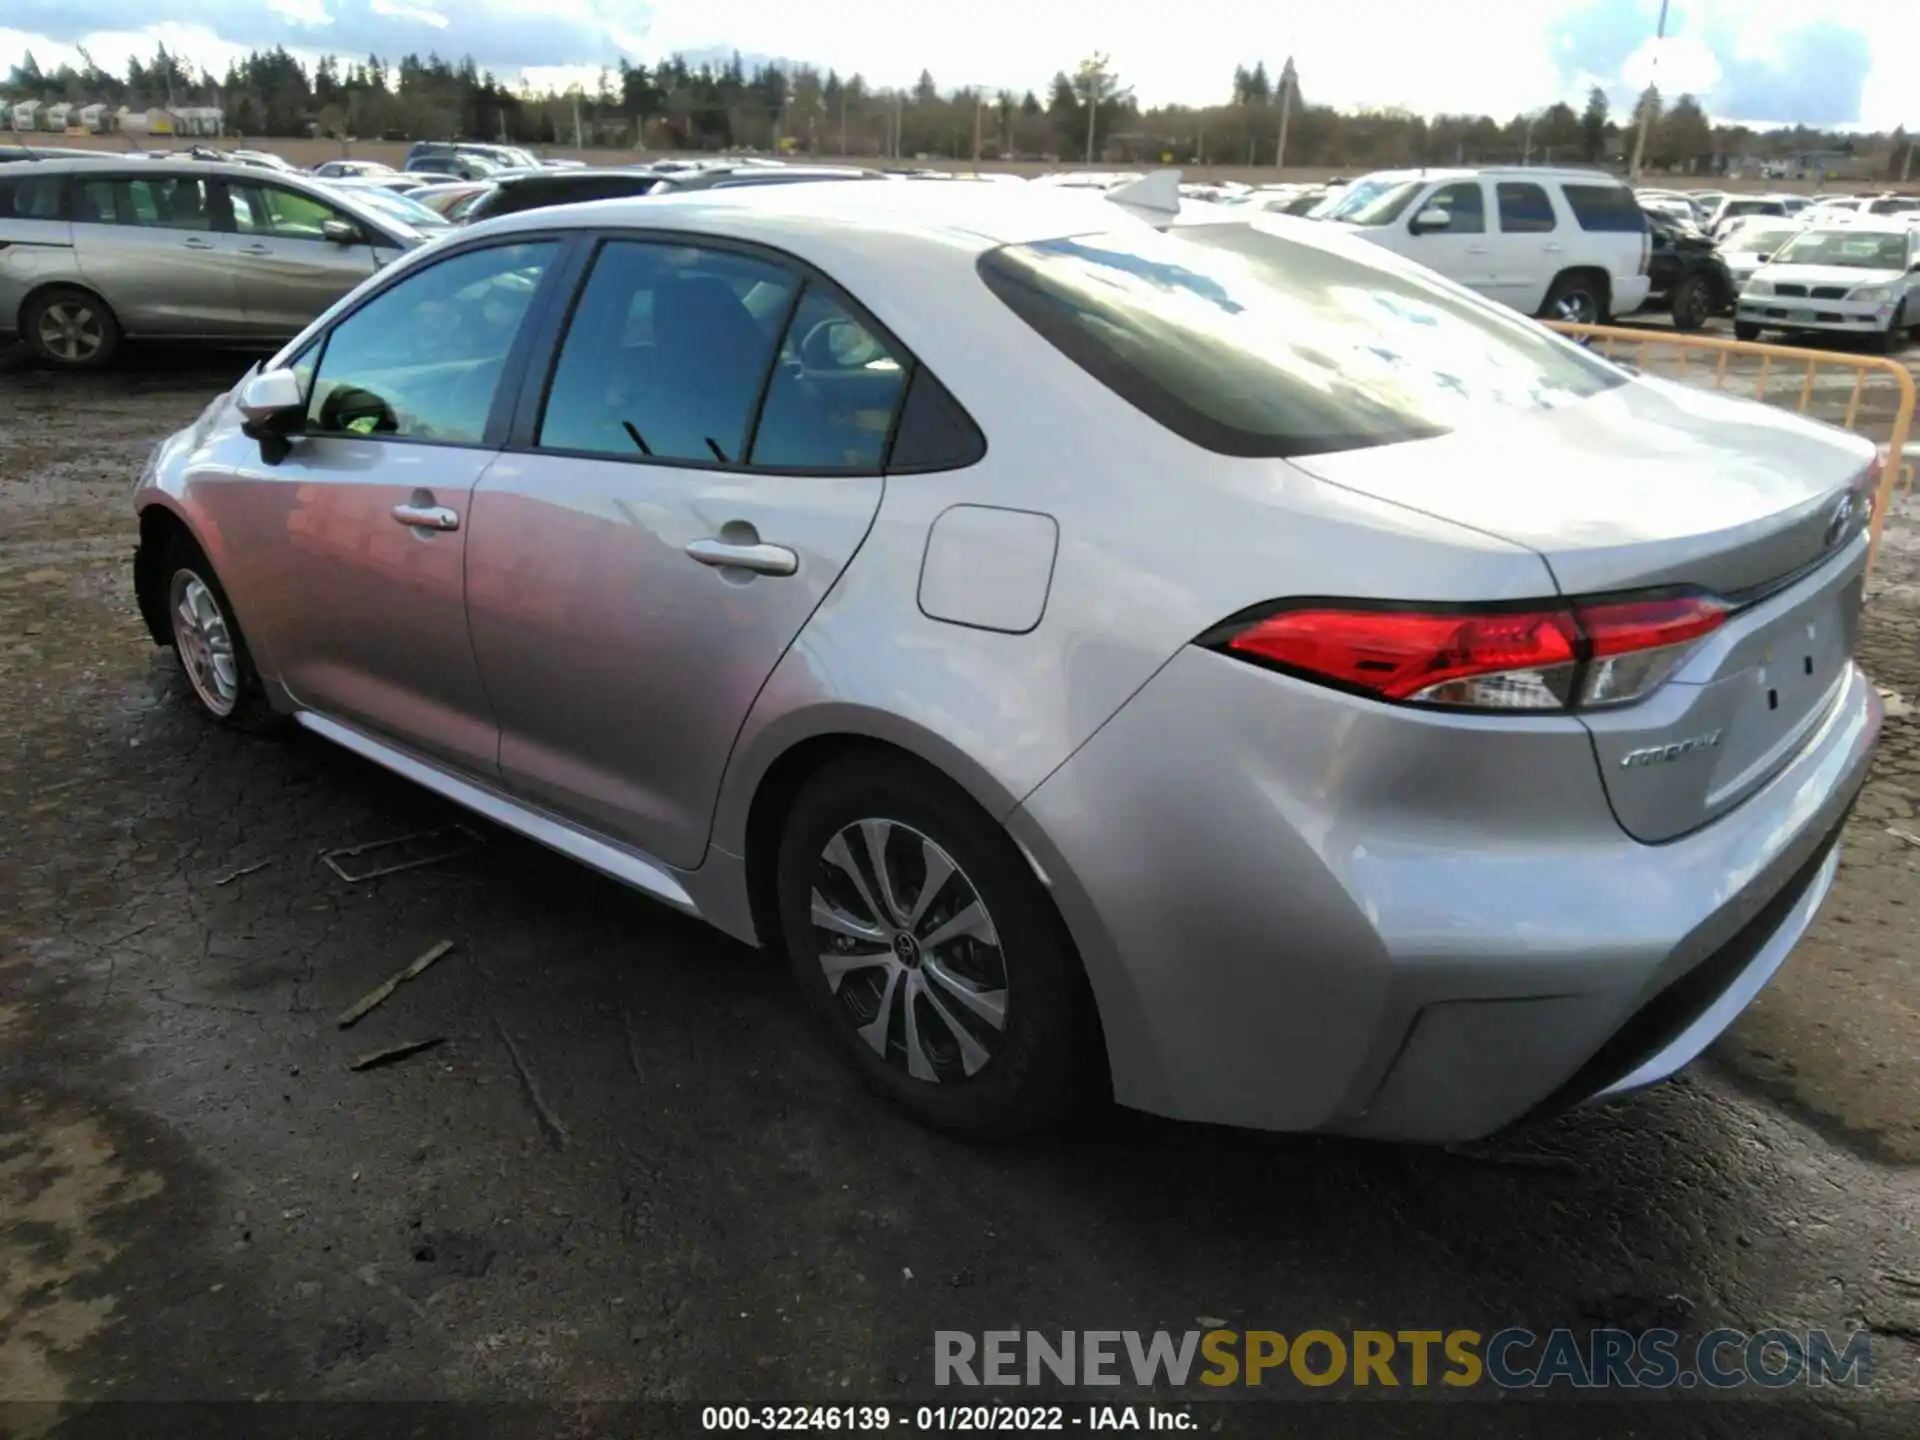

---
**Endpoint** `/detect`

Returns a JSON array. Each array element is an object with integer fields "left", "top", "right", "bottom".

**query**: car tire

[
  {"left": 776, "top": 753, "right": 1097, "bottom": 1139},
  {"left": 1670, "top": 273, "right": 1713, "bottom": 332},
  {"left": 1540, "top": 272, "right": 1608, "bottom": 327},
  {"left": 22, "top": 286, "right": 122, "bottom": 370},
  {"left": 1734, "top": 321, "right": 1762, "bottom": 342},
  {"left": 158, "top": 533, "right": 280, "bottom": 731}
]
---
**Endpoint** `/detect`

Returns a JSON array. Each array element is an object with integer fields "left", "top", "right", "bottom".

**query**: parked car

[
  {"left": 311, "top": 159, "right": 397, "bottom": 180},
  {"left": 1318, "top": 166, "right": 1651, "bottom": 323},
  {"left": 1735, "top": 222, "right": 1920, "bottom": 351},
  {"left": 406, "top": 152, "right": 500, "bottom": 182},
  {"left": 462, "top": 168, "right": 667, "bottom": 223},
  {"left": 321, "top": 180, "right": 453, "bottom": 232},
  {"left": 1810, "top": 193, "right": 1920, "bottom": 220},
  {"left": 1707, "top": 194, "right": 1794, "bottom": 241},
  {"left": 228, "top": 148, "right": 301, "bottom": 174},
  {"left": 406, "top": 182, "right": 495, "bottom": 221},
  {"left": 646, "top": 164, "right": 887, "bottom": 193},
  {"left": 0, "top": 157, "right": 428, "bottom": 368},
  {"left": 1638, "top": 208, "right": 1736, "bottom": 329},
  {"left": 406, "top": 140, "right": 540, "bottom": 173},
  {"left": 130, "top": 181, "right": 1881, "bottom": 1140},
  {"left": 1718, "top": 219, "right": 1810, "bottom": 291}
]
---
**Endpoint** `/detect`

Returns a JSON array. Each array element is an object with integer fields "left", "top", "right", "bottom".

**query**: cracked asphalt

[{"left": 1, "top": 341, "right": 1918, "bottom": 1438}]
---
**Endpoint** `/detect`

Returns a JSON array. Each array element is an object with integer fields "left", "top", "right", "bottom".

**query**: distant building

[
  {"left": 78, "top": 104, "right": 111, "bottom": 133},
  {"left": 9, "top": 100, "right": 41, "bottom": 131},
  {"left": 43, "top": 102, "right": 73, "bottom": 132}
]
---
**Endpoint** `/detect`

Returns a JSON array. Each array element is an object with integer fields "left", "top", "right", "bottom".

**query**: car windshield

[
  {"left": 978, "top": 221, "right": 1624, "bottom": 458},
  {"left": 1730, "top": 225, "right": 1800, "bottom": 253},
  {"left": 1774, "top": 229, "right": 1908, "bottom": 269},
  {"left": 1322, "top": 178, "right": 1423, "bottom": 226}
]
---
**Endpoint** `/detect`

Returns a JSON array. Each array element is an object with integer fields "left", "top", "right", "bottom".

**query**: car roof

[
  {"left": 499, "top": 167, "right": 657, "bottom": 185},
  {"left": 472, "top": 176, "right": 1145, "bottom": 252},
  {"left": 1346, "top": 166, "right": 1624, "bottom": 184}
]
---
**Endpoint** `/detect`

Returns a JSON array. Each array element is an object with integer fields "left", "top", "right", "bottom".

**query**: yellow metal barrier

[{"left": 1544, "top": 322, "right": 1915, "bottom": 576}]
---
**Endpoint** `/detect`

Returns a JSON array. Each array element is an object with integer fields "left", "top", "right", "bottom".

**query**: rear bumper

[{"left": 1010, "top": 651, "right": 1881, "bottom": 1142}]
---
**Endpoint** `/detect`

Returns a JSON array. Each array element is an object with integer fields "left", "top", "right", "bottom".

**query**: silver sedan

[
  {"left": 130, "top": 185, "right": 1881, "bottom": 1140},
  {"left": 0, "top": 157, "right": 427, "bottom": 368}
]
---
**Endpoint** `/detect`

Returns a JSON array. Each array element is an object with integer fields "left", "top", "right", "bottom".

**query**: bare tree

[{"left": 1072, "top": 53, "right": 1129, "bottom": 163}]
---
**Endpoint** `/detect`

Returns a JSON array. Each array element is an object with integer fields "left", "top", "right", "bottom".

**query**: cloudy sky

[{"left": 0, "top": 0, "right": 1910, "bottom": 128}]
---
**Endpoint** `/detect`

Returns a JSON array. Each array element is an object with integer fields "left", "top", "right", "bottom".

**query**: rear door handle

[
  {"left": 685, "top": 538, "right": 798, "bottom": 576},
  {"left": 241, "top": 242, "right": 273, "bottom": 256},
  {"left": 392, "top": 503, "right": 459, "bottom": 531},
  {"left": 1465, "top": 244, "right": 1489, "bottom": 254},
  {"left": 1545, "top": 243, "right": 1565, "bottom": 253},
  {"left": 183, "top": 236, "right": 216, "bottom": 250}
]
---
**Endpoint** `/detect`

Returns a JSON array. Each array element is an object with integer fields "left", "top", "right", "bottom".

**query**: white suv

[{"left": 1318, "top": 167, "right": 1652, "bottom": 324}]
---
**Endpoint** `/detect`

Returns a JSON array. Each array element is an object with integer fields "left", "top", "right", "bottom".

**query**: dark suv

[
  {"left": 1638, "top": 209, "right": 1735, "bottom": 331},
  {"left": 463, "top": 168, "right": 666, "bottom": 223}
]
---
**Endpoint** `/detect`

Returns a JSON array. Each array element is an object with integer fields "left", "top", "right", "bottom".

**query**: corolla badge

[
  {"left": 1620, "top": 731, "right": 1725, "bottom": 768},
  {"left": 1824, "top": 492, "right": 1856, "bottom": 549}
]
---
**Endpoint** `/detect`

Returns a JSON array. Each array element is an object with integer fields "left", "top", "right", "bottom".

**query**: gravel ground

[{"left": 1, "top": 332, "right": 1917, "bottom": 1438}]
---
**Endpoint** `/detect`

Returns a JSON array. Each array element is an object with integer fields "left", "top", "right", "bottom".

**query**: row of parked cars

[{"left": 5, "top": 140, "right": 1916, "bottom": 368}]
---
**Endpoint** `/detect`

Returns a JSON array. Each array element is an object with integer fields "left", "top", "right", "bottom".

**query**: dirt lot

[{"left": 2, "top": 321, "right": 1919, "bottom": 1437}]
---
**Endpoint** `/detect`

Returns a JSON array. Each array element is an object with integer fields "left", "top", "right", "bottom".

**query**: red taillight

[{"left": 1210, "top": 594, "right": 1726, "bottom": 712}]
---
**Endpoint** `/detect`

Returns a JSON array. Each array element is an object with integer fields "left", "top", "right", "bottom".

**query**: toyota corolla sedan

[{"left": 131, "top": 186, "right": 1883, "bottom": 1141}]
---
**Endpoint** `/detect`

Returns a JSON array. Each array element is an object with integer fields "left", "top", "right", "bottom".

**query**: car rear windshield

[
  {"left": 1561, "top": 183, "right": 1648, "bottom": 232},
  {"left": 977, "top": 223, "right": 1626, "bottom": 458}
]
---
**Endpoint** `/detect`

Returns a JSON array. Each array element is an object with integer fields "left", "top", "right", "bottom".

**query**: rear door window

[
  {"left": 1561, "top": 184, "right": 1648, "bottom": 233},
  {"left": 1497, "top": 182, "right": 1557, "bottom": 233},
  {"left": 537, "top": 240, "right": 798, "bottom": 464},
  {"left": 749, "top": 287, "right": 909, "bottom": 472}
]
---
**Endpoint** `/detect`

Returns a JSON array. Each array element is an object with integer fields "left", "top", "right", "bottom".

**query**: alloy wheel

[
  {"left": 36, "top": 300, "right": 105, "bottom": 364},
  {"left": 169, "top": 569, "right": 239, "bottom": 717},
  {"left": 809, "top": 818, "right": 1009, "bottom": 1083},
  {"left": 1551, "top": 290, "right": 1599, "bottom": 325}
]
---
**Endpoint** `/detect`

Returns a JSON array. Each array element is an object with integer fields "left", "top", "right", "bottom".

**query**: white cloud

[{"left": 2, "top": 0, "right": 1914, "bottom": 124}]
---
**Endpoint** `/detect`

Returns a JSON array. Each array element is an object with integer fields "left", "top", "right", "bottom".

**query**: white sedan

[{"left": 1736, "top": 223, "right": 1920, "bottom": 351}]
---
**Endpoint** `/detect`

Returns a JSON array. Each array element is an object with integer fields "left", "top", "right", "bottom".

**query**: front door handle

[
  {"left": 241, "top": 242, "right": 273, "bottom": 256},
  {"left": 392, "top": 503, "right": 459, "bottom": 531},
  {"left": 685, "top": 538, "right": 798, "bottom": 576},
  {"left": 183, "top": 236, "right": 216, "bottom": 250},
  {"left": 1545, "top": 243, "right": 1565, "bottom": 253},
  {"left": 1465, "top": 244, "right": 1489, "bottom": 254}
]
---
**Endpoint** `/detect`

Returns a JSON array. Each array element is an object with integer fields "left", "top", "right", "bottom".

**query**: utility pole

[
  {"left": 839, "top": 94, "right": 847, "bottom": 155},
  {"left": 1628, "top": 0, "right": 1671, "bottom": 182},
  {"left": 1085, "top": 84, "right": 1097, "bottom": 164},
  {"left": 1904, "top": 140, "right": 1915, "bottom": 185},
  {"left": 1275, "top": 56, "right": 1296, "bottom": 172},
  {"left": 972, "top": 94, "right": 984, "bottom": 162},
  {"left": 572, "top": 90, "right": 583, "bottom": 151},
  {"left": 892, "top": 92, "right": 902, "bottom": 158}
]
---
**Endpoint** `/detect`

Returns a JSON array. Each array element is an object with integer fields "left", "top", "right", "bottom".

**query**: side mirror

[
  {"left": 1410, "top": 207, "right": 1452, "bottom": 234},
  {"left": 321, "top": 217, "right": 362, "bottom": 245},
  {"left": 238, "top": 367, "right": 304, "bottom": 464},
  {"left": 238, "top": 367, "right": 303, "bottom": 424}
]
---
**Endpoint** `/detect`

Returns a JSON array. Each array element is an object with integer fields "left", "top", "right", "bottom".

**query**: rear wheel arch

[{"left": 741, "top": 732, "right": 1028, "bottom": 954}]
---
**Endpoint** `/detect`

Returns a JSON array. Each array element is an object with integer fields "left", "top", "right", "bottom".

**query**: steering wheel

[{"left": 797, "top": 318, "right": 877, "bottom": 372}]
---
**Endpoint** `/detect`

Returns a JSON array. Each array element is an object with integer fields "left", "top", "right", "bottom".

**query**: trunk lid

[{"left": 1291, "top": 376, "right": 1876, "bottom": 841}]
